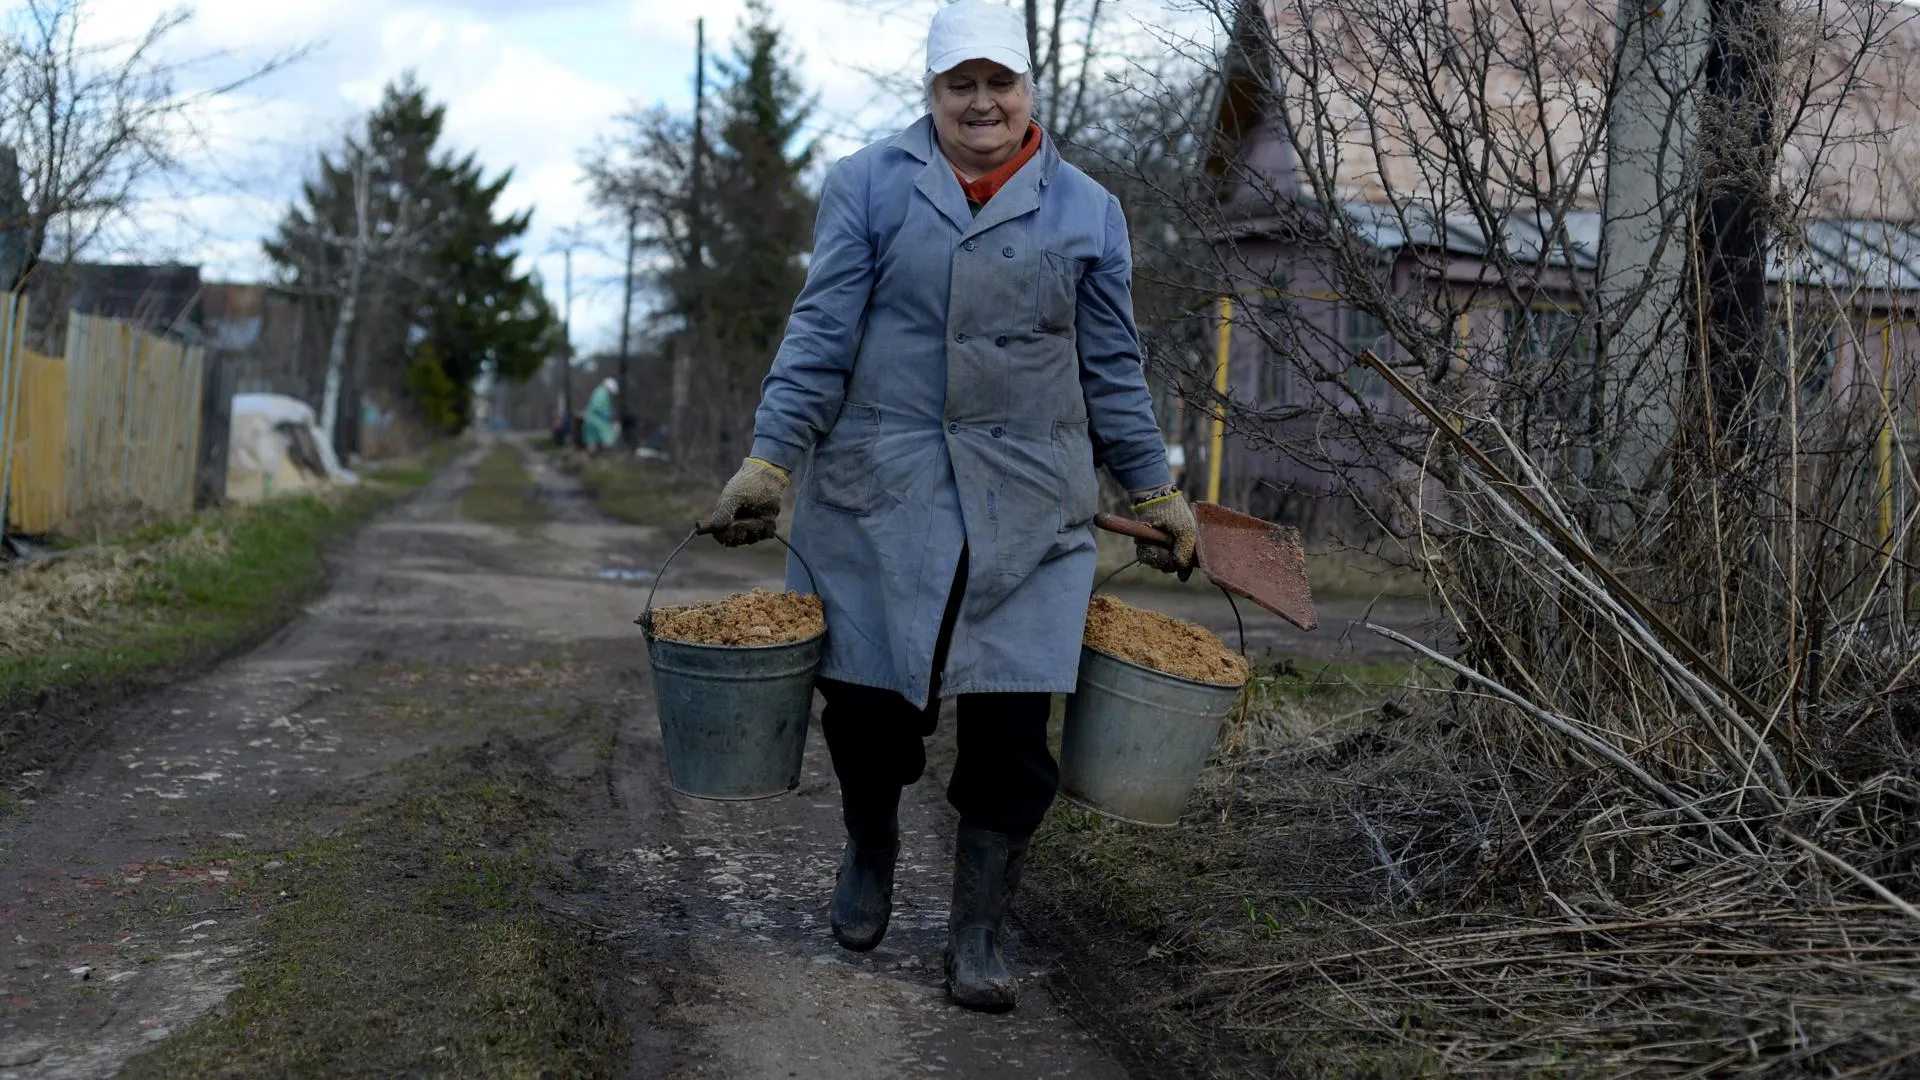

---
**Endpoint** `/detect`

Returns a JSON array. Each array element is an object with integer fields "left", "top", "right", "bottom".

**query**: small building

[
  {"left": 1197, "top": 0, "right": 1920, "bottom": 531},
  {"left": 24, "top": 262, "right": 202, "bottom": 349}
]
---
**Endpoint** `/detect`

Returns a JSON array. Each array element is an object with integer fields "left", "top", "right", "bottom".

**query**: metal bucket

[
  {"left": 637, "top": 528, "right": 823, "bottom": 800},
  {"left": 1060, "top": 643, "right": 1246, "bottom": 827}
]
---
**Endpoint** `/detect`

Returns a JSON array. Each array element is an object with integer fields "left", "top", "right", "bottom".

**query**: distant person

[
  {"left": 583, "top": 377, "right": 619, "bottom": 455},
  {"left": 551, "top": 400, "right": 574, "bottom": 447},
  {"left": 700, "top": 0, "right": 1192, "bottom": 1013}
]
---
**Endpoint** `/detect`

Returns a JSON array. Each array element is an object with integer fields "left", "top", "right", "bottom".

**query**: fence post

[
  {"left": 0, "top": 295, "right": 21, "bottom": 543},
  {"left": 195, "top": 353, "right": 233, "bottom": 507}
]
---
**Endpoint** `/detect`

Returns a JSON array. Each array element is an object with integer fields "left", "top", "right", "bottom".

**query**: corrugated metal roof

[{"left": 1331, "top": 202, "right": 1920, "bottom": 291}]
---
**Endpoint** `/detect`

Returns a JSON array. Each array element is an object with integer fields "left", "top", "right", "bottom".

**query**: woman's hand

[
  {"left": 706, "top": 458, "right": 790, "bottom": 546},
  {"left": 1130, "top": 489, "right": 1197, "bottom": 574}
]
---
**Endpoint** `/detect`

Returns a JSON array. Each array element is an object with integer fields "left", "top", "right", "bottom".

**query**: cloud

[{"left": 0, "top": 0, "right": 1208, "bottom": 355}]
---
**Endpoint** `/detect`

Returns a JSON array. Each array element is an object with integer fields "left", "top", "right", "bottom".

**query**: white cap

[
  {"left": 925, "top": 0, "right": 1031, "bottom": 82},
  {"left": 602, "top": 376, "right": 618, "bottom": 393}
]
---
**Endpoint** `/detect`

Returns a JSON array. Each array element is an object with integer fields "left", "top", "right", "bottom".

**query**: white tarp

[{"left": 225, "top": 393, "right": 358, "bottom": 503}]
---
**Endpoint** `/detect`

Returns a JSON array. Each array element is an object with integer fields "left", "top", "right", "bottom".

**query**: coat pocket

[
  {"left": 807, "top": 403, "right": 880, "bottom": 515},
  {"left": 1033, "top": 251, "right": 1084, "bottom": 335},
  {"left": 1050, "top": 418, "right": 1098, "bottom": 530}
]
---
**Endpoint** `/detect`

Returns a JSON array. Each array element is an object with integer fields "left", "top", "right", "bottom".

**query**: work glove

[
  {"left": 1131, "top": 489, "right": 1197, "bottom": 576},
  {"left": 706, "top": 457, "right": 789, "bottom": 547}
]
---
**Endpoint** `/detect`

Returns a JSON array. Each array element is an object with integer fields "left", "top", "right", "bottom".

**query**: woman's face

[{"left": 930, "top": 60, "right": 1033, "bottom": 173}]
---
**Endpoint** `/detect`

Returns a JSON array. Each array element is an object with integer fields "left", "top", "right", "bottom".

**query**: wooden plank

[{"left": 7, "top": 349, "right": 69, "bottom": 534}]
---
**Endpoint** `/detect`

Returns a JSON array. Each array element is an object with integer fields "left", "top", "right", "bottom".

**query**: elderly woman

[{"left": 703, "top": 0, "right": 1195, "bottom": 1012}]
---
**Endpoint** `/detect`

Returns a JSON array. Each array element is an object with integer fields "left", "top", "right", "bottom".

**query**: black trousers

[{"left": 818, "top": 551, "right": 1059, "bottom": 837}]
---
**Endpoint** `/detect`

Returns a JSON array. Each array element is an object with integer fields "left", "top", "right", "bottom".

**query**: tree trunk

[
  {"left": 320, "top": 272, "right": 358, "bottom": 449},
  {"left": 1697, "top": 0, "right": 1779, "bottom": 447}
]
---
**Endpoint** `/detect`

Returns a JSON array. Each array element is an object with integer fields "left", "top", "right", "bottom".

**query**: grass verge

[
  {"left": 0, "top": 449, "right": 448, "bottom": 775},
  {"left": 461, "top": 442, "right": 545, "bottom": 529},
  {"left": 555, "top": 451, "right": 705, "bottom": 529},
  {"left": 122, "top": 737, "right": 626, "bottom": 1079}
]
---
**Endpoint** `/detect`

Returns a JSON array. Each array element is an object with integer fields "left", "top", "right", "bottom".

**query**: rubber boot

[
  {"left": 830, "top": 787, "right": 900, "bottom": 952},
  {"left": 943, "top": 823, "right": 1030, "bottom": 1012}
]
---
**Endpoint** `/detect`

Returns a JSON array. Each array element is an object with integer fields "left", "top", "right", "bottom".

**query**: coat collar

[{"left": 892, "top": 114, "right": 1060, "bottom": 240}]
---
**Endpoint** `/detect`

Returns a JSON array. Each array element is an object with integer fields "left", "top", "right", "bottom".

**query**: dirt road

[{"left": 0, "top": 437, "right": 1133, "bottom": 1078}]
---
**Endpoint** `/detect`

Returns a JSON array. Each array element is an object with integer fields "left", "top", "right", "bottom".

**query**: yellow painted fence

[{"left": 3, "top": 310, "right": 206, "bottom": 535}]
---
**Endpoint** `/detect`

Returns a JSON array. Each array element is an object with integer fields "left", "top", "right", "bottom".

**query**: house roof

[
  {"left": 28, "top": 262, "right": 203, "bottom": 332},
  {"left": 1323, "top": 203, "right": 1920, "bottom": 291}
]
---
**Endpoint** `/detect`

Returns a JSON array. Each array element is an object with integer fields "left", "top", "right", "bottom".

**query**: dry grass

[
  {"left": 0, "top": 527, "right": 229, "bottom": 653},
  {"left": 1038, "top": 386, "right": 1920, "bottom": 1075},
  {"left": 1037, "top": 683, "right": 1920, "bottom": 1076}
]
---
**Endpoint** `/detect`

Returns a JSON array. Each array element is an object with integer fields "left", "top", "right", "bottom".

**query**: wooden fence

[
  {"left": 0, "top": 294, "right": 24, "bottom": 536},
  {"left": 2, "top": 310, "right": 207, "bottom": 536}
]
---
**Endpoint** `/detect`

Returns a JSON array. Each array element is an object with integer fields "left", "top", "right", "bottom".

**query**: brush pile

[{"left": 1035, "top": 402, "right": 1920, "bottom": 1075}]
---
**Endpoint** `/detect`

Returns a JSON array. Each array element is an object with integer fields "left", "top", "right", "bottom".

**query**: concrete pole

[{"left": 1596, "top": 0, "right": 1708, "bottom": 513}]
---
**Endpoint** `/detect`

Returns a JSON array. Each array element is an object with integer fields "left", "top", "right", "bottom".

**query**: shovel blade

[{"left": 1193, "top": 502, "right": 1318, "bottom": 631}]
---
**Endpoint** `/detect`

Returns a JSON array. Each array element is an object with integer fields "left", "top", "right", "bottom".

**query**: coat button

[
  {"left": 1002, "top": 246, "right": 1015, "bottom": 258},
  {"left": 948, "top": 421, "right": 960, "bottom": 434},
  {"left": 991, "top": 425, "right": 1005, "bottom": 438},
  {"left": 994, "top": 335, "right": 1008, "bottom": 347},
  {"left": 964, "top": 240, "right": 977, "bottom": 251},
  {"left": 954, "top": 332, "right": 968, "bottom": 343}
]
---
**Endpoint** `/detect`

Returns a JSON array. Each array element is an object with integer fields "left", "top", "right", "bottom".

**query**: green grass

[
  {"left": 460, "top": 443, "right": 545, "bottom": 529},
  {"left": 0, "top": 462, "right": 438, "bottom": 707},
  {"left": 122, "top": 740, "right": 625, "bottom": 1079},
  {"left": 561, "top": 452, "right": 704, "bottom": 529}
]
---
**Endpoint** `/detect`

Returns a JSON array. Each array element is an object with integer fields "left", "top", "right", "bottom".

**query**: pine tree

[
  {"left": 686, "top": 0, "right": 819, "bottom": 467},
  {"left": 267, "top": 76, "right": 554, "bottom": 435},
  {"left": 578, "top": 2, "right": 816, "bottom": 471},
  {"left": 699, "top": 0, "right": 818, "bottom": 355}
]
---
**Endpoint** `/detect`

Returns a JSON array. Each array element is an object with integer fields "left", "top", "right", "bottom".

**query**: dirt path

[{"left": 0, "top": 437, "right": 1125, "bottom": 1078}]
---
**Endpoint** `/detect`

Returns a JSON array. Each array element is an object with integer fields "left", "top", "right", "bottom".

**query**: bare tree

[
  {"left": 0, "top": 0, "right": 299, "bottom": 297},
  {"left": 284, "top": 151, "right": 439, "bottom": 447}
]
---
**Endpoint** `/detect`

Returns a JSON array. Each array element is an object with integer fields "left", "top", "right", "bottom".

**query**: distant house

[
  {"left": 25, "top": 262, "right": 203, "bottom": 347},
  {"left": 200, "top": 282, "right": 326, "bottom": 403},
  {"left": 1199, "top": 0, "right": 1920, "bottom": 526}
]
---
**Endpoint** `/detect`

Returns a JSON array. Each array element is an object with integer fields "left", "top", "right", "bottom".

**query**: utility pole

[
  {"left": 1024, "top": 1, "right": 1041, "bottom": 92},
  {"left": 618, "top": 204, "right": 636, "bottom": 444},
  {"left": 1596, "top": 0, "right": 1707, "bottom": 528},
  {"left": 689, "top": 17, "right": 707, "bottom": 275},
  {"left": 671, "top": 18, "right": 706, "bottom": 465},
  {"left": 563, "top": 244, "right": 575, "bottom": 422},
  {"left": 546, "top": 231, "right": 585, "bottom": 426}
]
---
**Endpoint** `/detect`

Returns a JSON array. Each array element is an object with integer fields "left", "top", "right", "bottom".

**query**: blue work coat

[{"left": 750, "top": 116, "right": 1172, "bottom": 708}]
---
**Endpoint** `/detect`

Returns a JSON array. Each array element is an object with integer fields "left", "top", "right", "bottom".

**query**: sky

[
  {"left": 28, "top": 0, "right": 920, "bottom": 351},
  {"left": 6, "top": 0, "right": 1213, "bottom": 355}
]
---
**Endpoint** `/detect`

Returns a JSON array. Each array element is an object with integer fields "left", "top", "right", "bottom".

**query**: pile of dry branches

[{"left": 1157, "top": 387, "right": 1920, "bottom": 1071}]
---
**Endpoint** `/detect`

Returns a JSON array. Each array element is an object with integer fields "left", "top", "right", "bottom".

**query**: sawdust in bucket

[
  {"left": 648, "top": 589, "right": 824, "bottom": 647},
  {"left": 1083, "top": 594, "right": 1250, "bottom": 686}
]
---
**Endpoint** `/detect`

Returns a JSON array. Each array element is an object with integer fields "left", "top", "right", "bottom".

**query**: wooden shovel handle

[{"left": 1093, "top": 512, "right": 1173, "bottom": 548}]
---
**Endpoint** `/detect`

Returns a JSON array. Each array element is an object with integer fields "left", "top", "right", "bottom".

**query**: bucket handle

[
  {"left": 1092, "top": 558, "right": 1247, "bottom": 659},
  {"left": 637, "top": 522, "right": 820, "bottom": 631}
]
